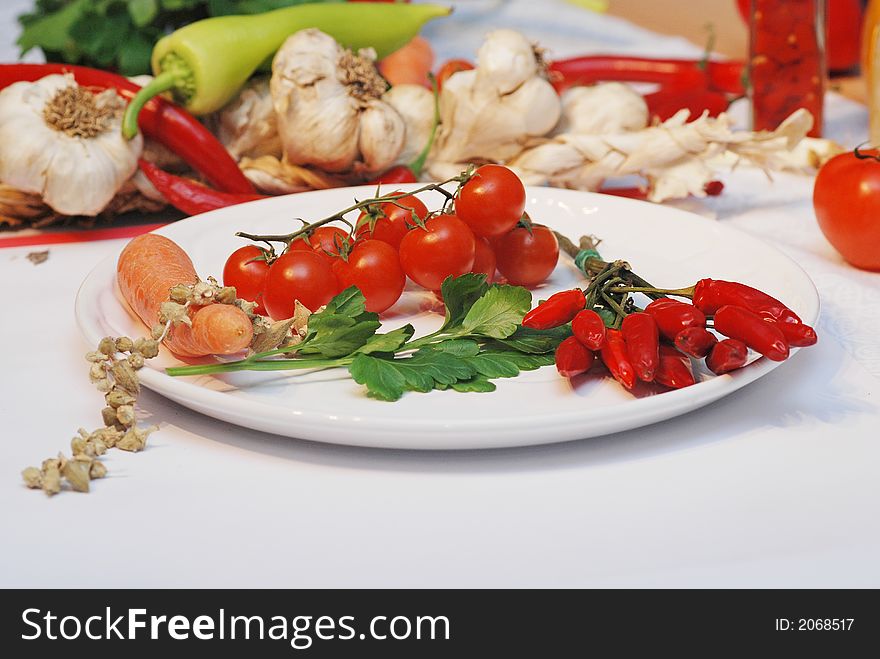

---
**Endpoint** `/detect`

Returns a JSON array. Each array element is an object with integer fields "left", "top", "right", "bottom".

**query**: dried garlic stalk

[{"left": 507, "top": 107, "right": 834, "bottom": 202}]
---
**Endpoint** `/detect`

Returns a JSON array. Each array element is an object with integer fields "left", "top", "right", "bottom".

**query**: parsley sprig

[{"left": 166, "top": 274, "right": 567, "bottom": 401}]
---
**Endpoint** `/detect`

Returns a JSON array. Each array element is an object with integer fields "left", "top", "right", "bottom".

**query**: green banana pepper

[{"left": 122, "top": 2, "right": 451, "bottom": 139}]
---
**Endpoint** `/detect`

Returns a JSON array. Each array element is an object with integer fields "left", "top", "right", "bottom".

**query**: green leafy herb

[
  {"left": 355, "top": 325, "right": 415, "bottom": 355},
  {"left": 490, "top": 325, "right": 570, "bottom": 354},
  {"left": 438, "top": 273, "right": 490, "bottom": 331},
  {"left": 350, "top": 349, "right": 476, "bottom": 402},
  {"left": 297, "top": 286, "right": 380, "bottom": 359},
  {"left": 166, "top": 276, "right": 563, "bottom": 401},
  {"left": 459, "top": 284, "right": 532, "bottom": 339}
]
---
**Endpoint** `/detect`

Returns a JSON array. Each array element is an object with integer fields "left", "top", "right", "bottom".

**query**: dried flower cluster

[{"left": 21, "top": 277, "right": 247, "bottom": 496}]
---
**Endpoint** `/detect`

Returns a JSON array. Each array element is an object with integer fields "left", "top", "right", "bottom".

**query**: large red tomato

[{"left": 813, "top": 149, "right": 880, "bottom": 271}]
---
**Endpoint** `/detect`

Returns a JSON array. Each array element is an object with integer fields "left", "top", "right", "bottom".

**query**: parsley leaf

[
  {"left": 350, "top": 349, "right": 476, "bottom": 402},
  {"left": 298, "top": 287, "right": 380, "bottom": 358},
  {"left": 356, "top": 324, "right": 415, "bottom": 355},
  {"left": 460, "top": 284, "right": 532, "bottom": 339},
  {"left": 438, "top": 273, "right": 489, "bottom": 331},
  {"left": 450, "top": 375, "right": 496, "bottom": 393},
  {"left": 429, "top": 339, "right": 480, "bottom": 357},
  {"left": 490, "top": 325, "right": 570, "bottom": 354}
]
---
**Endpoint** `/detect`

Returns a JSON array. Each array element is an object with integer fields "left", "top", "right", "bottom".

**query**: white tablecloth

[{"left": 2, "top": 0, "right": 879, "bottom": 588}]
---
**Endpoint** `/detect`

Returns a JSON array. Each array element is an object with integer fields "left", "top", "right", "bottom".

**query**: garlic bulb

[
  {"left": 211, "top": 77, "right": 282, "bottom": 161},
  {"left": 271, "top": 29, "right": 406, "bottom": 174},
  {"left": 0, "top": 74, "right": 142, "bottom": 216},
  {"left": 383, "top": 84, "right": 434, "bottom": 167},
  {"left": 428, "top": 29, "right": 561, "bottom": 169}
]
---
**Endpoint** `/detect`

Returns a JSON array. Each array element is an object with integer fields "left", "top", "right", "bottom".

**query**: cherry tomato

[
  {"left": 332, "top": 240, "right": 406, "bottom": 313},
  {"left": 455, "top": 164, "right": 526, "bottom": 238},
  {"left": 494, "top": 224, "right": 559, "bottom": 287},
  {"left": 263, "top": 250, "right": 339, "bottom": 320},
  {"left": 399, "top": 213, "right": 476, "bottom": 291},
  {"left": 436, "top": 58, "right": 474, "bottom": 89},
  {"left": 813, "top": 149, "right": 880, "bottom": 271},
  {"left": 356, "top": 193, "right": 428, "bottom": 250},
  {"left": 310, "top": 226, "right": 349, "bottom": 258},
  {"left": 222, "top": 245, "right": 270, "bottom": 314},
  {"left": 470, "top": 236, "right": 496, "bottom": 283},
  {"left": 290, "top": 226, "right": 349, "bottom": 263}
]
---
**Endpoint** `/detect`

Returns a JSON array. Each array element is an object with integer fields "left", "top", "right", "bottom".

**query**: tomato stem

[{"left": 235, "top": 175, "right": 469, "bottom": 248}]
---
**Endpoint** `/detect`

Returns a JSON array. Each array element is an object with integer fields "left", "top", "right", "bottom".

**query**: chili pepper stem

[
  {"left": 122, "top": 71, "right": 179, "bottom": 139},
  {"left": 611, "top": 285, "right": 696, "bottom": 298}
]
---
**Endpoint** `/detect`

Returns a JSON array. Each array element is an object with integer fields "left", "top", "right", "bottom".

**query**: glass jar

[
  {"left": 864, "top": 0, "right": 880, "bottom": 144},
  {"left": 749, "top": 0, "right": 825, "bottom": 137}
]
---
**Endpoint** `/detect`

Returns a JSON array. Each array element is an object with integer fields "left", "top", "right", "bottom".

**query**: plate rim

[{"left": 75, "top": 185, "right": 820, "bottom": 449}]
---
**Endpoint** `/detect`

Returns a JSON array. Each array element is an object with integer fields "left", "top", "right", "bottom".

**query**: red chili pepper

[
  {"left": 644, "top": 86, "right": 730, "bottom": 122},
  {"left": 621, "top": 312, "right": 660, "bottom": 382},
  {"left": 368, "top": 165, "right": 418, "bottom": 185},
  {"left": 521, "top": 289, "right": 586, "bottom": 330},
  {"left": 706, "top": 338, "right": 749, "bottom": 375},
  {"left": 655, "top": 345, "right": 696, "bottom": 389},
  {"left": 600, "top": 329, "right": 636, "bottom": 390},
  {"left": 771, "top": 319, "right": 818, "bottom": 347},
  {"left": 571, "top": 309, "right": 606, "bottom": 350},
  {"left": 139, "top": 160, "right": 265, "bottom": 216},
  {"left": 548, "top": 56, "right": 745, "bottom": 95},
  {"left": 674, "top": 326, "right": 718, "bottom": 358},
  {"left": 645, "top": 298, "right": 706, "bottom": 341},
  {"left": 555, "top": 336, "right": 595, "bottom": 378},
  {"left": 0, "top": 63, "right": 255, "bottom": 195},
  {"left": 713, "top": 305, "right": 789, "bottom": 361},
  {"left": 692, "top": 278, "right": 802, "bottom": 325}
]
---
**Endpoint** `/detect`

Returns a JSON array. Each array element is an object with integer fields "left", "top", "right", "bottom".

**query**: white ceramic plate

[{"left": 76, "top": 185, "right": 819, "bottom": 449}]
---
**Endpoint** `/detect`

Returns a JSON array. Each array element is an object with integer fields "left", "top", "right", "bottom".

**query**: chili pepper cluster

[{"left": 523, "top": 236, "right": 818, "bottom": 392}]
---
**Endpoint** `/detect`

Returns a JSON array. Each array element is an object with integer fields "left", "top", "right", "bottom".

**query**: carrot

[
  {"left": 117, "top": 234, "right": 253, "bottom": 357},
  {"left": 378, "top": 36, "right": 435, "bottom": 87}
]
